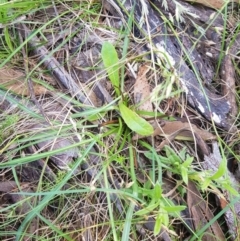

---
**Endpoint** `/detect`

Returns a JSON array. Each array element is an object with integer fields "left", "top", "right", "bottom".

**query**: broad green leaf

[
  {"left": 119, "top": 103, "right": 153, "bottom": 136},
  {"left": 101, "top": 42, "right": 120, "bottom": 96}
]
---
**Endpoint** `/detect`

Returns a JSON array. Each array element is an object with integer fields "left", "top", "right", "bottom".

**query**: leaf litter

[{"left": 0, "top": 0, "right": 239, "bottom": 240}]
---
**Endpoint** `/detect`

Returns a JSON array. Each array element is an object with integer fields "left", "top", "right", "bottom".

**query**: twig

[
  {"left": 105, "top": 0, "right": 231, "bottom": 129},
  {"left": 18, "top": 28, "right": 50, "bottom": 124},
  {"left": 17, "top": 23, "right": 92, "bottom": 107}
]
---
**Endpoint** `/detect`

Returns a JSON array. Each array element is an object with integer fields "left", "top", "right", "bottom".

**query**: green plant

[
  {"left": 0, "top": 113, "right": 19, "bottom": 143},
  {"left": 0, "top": 0, "right": 239, "bottom": 240},
  {"left": 134, "top": 181, "right": 186, "bottom": 236},
  {"left": 101, "top": 41, "right": 153, "bottom": 136}
]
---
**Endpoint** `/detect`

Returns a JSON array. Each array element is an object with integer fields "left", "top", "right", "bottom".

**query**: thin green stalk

[
  {"left": 121, "top": 133, "right": 138, "bottom": 241},
  {"left": 103, "top": 168, "right": 118, "bottom": 241},
  {"left": 120, "top": 4, "right": 135, "bottom": 94},
  {"left": 16, "top": 140, "right": 96, "bottom": 241}
]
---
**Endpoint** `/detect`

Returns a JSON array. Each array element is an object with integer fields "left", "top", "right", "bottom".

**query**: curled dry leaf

[
  {"left": 0, "top": 181, "right": 40, "bottom": 236},
  {"left": 133, "top": 120, "right": 215, "bottom": 142},
  {"left": 0, "top": 66, "right": 48, "bottom": 96},
  {"left": 134, "top": 64, "right": 153, "bottom": 116},
  {"left": 153, "top": 120, "right": 215, "bottom": 151},
  {"left": 152, "top": 120, "right": 216, "bottom": 140},
  {"left": 187, "top": 181, "right": 225, "bottom": 241},
  {"left": 31, "top": 122, "right": 79, "bottom": 170},
  {"left": 0, "top": 181, "right": 34, "bottom": 215},
  {"left": 221, "top": 54, "right": 238, "bottom": 119},
  {"left": 183, "top": 0, "right": 239, "bottom": 9},
  {"left": 155, "top": 127, "right": 211, "bottom": 154}
]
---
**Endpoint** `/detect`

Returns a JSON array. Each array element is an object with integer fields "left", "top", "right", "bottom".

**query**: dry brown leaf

[
  {"left": 134, "top": 64, "right": 153, "bottom": 115},
  {"left": 153, "top": 120, "right": 214, "bottom": 151},
  {"left": 0, "top": 181, "right": 34, "bottom": 214},
  {"left": 32, "top": 123, "right": 79, "bottom": 170},
  {"left": 155, "top": 128, "right": 210, "bottom": 154},
  {"left": 0, "top": 181, "right": 39, "bottom": 238},
  {"left": 183, "top": 0, "right": 239, "bottom": 9},
  {"left": 152, "top": 120, "right": 216, "bottom": 141},
  {"left": 0, "top": 66, "right": 48, "bottom": 96},
  {"left": 187, "top": 181, "right": 225, "bottom": 241},
  {"left": 133, "top": 119, "right": 215, "bottom": 141}
]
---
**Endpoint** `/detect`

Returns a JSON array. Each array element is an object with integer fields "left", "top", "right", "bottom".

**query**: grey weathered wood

[
  {"left": 105, "top": 0, "right": 230, "bottom": 129},
  {"left": 203, "top": 142, "right": 240, "bottom": 240},
  {"left": 17, "top": 23, "right": 92, "bottom": 107}
]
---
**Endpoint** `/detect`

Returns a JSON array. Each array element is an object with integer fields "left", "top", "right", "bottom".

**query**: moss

[{"left": 0, "top": 114, "right": 19, "bottom": 143}]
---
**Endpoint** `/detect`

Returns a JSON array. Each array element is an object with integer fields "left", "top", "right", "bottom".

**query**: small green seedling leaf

[
  {"left": 101, "top": 42, "right": 120, "bottom": 96},
  {"left": 201, "top": 178, "right": 211, "bottom": 190},
  {"left": 134, "top": 201, "right": 160, "bottom": 216},
  {"left": 165, "top": 145, "right": 180, "bottom": 164},
  {"left": 4, "top": 28, "right": 14, "bottom": 52},
  {"left": 163, "top": 205, "right": 186, "bottom": 213},
  {"left": 222, "top": 182, "right": 238, "bottom": 196},
  {"left": 182, "top": 156, "right": 194, "bottom": 168},
  {"left": 119, "top": 102, "right": 153, "bottom": 136},
  {"left": 154, "top": 213, "right": 162, "bottom": 236},
  {"left": 162, "top": 210, "right": 169, "bottom": 226},
  {"left": 154, "top": 210, "right": 169, "bottom": 236},
  {"left": 210, "top": 157, "right": 226, "bottom": 180},
  {"left": 181, "top": 166, "right": 188, "bottom": 185},
  {"left": 153, "top": 182, "right": 162, "bottom": 200}
]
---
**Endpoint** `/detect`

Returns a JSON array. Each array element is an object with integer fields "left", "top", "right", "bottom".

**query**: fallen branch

[
  {"left": 17, "top": 23, "right": 92, "bottom": 107},
  {"left": 104, "top": 0, "right": 231, "bottom": 129}
]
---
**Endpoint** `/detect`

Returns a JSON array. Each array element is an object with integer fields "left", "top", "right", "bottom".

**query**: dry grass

[{"left": 0, "top": 0, "right": 240, "bottom": 240}]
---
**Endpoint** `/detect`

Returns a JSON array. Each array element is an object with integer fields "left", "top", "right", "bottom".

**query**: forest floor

[{"left": 0, "top": 0, "right": 240, "bottom": 240}]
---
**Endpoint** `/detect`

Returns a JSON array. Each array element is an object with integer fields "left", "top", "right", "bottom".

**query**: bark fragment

[{"left": 104, "top": 0, "right": 231, "bottom": 129}]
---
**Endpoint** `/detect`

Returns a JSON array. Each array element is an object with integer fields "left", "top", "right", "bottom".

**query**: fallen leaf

[
  {"left": 0, "top": 181, "right": 34, "bottom": 214},
  {"left": 187, "top": 181, "right": 225, "bottom": 241},
  {"left": 134, "top": 64, "right": 153, "bottom": 115},
  {"left": 133, "top": 120, "right": 216, "bottom": 142},
  {"left": 0, "top": 66, "right": 48, "bottom": 96},
  {"left": 32, "top": 124, "right": 79, "bottom": 170},
  {"left": 152, "top": 120, "right": 216, "bottom": 141},
  {"left": 183, "top": 0, "right": 238, "bottom": 9}
]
